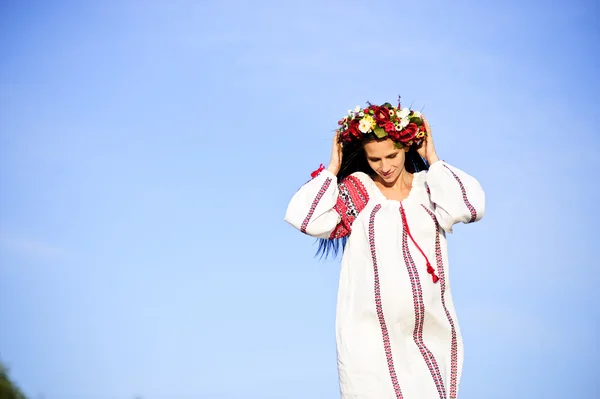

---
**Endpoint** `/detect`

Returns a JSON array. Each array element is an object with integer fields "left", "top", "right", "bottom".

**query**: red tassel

[
  {"left": 311, "top": 163, "right": 325, "bottom": 178},
  {"left": 400, "top": 204, "right": 440, "bottom": 284},
  {"left": 426, "top": 263, "right": 439, "bottom": 283}
]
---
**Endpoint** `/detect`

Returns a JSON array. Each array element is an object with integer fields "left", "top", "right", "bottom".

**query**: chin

[{"left": 381, "top": 172, "right": 396, "bottom": 181}]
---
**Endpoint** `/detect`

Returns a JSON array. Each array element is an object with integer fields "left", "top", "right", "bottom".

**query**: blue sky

[{"left": 0, "top": 0, "right": 598, "bottom": 398}]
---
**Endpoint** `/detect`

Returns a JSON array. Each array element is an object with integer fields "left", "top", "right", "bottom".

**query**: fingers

[
  {"left": 333, "top": 131, "right": 341, "bottom": 147},
  {"left": 334, "top": 131, "right": 344, "bottom": 149},
  {"left": 422, "top": 116, "right": 430, "bottom": 132},
  {"left": 422, "top": 116, "right": 432, "bottom": 138}
]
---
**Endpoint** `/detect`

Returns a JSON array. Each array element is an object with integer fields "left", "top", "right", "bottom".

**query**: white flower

[
  {"left": 354, "top": 105, "right": 361, "bottom": 113},
  {"left": 400, "top": 117, "right": 410, "bottom": 128},
  {"left": 348, "top": 109, "right": 353, "bottom": 115},
  {"left": 398, "top": 107, "right": 410, "bottom": 119},
  {"left": 412, "top": 111, "right": 422, "bottom": 118},
  {"left": 359, "top": 119, "right": 372, "bottom": 133},
  {"left": 389, "top": 109, "right": 395, "bottom": 116},
  {"left": 359, "top": 111, "right": 364, "bottom": 117}
]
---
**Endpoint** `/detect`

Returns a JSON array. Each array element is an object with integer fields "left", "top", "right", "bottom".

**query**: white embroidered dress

[{"left": 284, "top": 161, "right": 485, "bottom": 399}]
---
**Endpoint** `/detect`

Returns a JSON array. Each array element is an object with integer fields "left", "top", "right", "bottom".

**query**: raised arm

[
  {"left": 418, "top": 117, "right": 485, "bottom": 232},
  {"left": 426, "top": 161, "right": 485, "bottom": 232},
  {"left": 284, "top": 168, "right": 371, "bottom": 238},
  {"left": 285, "top": 132, "right": 370, "bottom": 238},
  {"left": 284, "top": 168, "right": 341, "bottom": 238}
]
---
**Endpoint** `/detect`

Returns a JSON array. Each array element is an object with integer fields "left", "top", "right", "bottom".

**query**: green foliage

[
  {"left": 409, "top": 116, "right": 423, "bottom": 126},
  {"left": 0, "top": 361, "right": 28, "bottom": 399},
  {"left": 373, "top": 126, "right": 387, "bottom": 138}
]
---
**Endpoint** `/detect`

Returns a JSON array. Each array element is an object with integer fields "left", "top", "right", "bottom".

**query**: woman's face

[{"left": 363, "top": 138, "right": 408, "bottom": 183}]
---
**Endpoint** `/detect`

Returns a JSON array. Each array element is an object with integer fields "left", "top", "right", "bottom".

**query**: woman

[{"left": 284, "top": 101, "right": 485, "bottom": 399}]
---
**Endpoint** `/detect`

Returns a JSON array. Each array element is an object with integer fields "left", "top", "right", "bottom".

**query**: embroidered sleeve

[
  {"left": 425, "top": 161, "right": 485, "bottom": 233},
  {"left": 284, "top": 170, "right": 370, "bottom": 239},
  {"left": 330, "top": 175, "right": 370, "bottom": 239}
]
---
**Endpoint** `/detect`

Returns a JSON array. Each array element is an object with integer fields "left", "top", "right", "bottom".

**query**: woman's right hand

[{"left": 327, "top": 132, "right": 343, "bottom": 175}]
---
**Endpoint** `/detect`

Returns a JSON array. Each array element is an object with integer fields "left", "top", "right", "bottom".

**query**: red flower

[
  {"left": 399, "top": 123, "right": 418, "bottom": 143},
  {"left": 388, "top": 130, "right": 401, "bottom": 142},
  {"left": 374, "top": 107, "right": 390, "bottom": 124},
  {"left": 348, "top": 119, "right": 361, "bottom": 139},
  {"left": 382, "top": 121, "right": 395, "bottom": 133}
]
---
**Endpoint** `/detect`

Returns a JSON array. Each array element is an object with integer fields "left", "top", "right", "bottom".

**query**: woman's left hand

[{"left": 417, "top": 116, "right": 439, "bottom": 165}]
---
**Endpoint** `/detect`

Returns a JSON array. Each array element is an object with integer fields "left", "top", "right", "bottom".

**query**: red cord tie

[
  {"left": 427, "top": 263, "right": 440, "bottom": 283},
  {"left": 400, "top": 204, "right": 440, "bottom": 284},
  {"left": 311, "top": 163, "right": 325, "bottom": 178}
]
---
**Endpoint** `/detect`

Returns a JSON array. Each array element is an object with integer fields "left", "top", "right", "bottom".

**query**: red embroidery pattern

[
  {"left": 330, "top": 175, "right": 370, "bottom": 239},
  {"left": 442, "top": 164, "right": 477, "bottom": 223},
  {"left": 300, "top": 178, "right": 332, "bottom": 234},
  {"left": 369, "top": 205, "right": 403, "bottom": 398},
  {"left": 423, "top": 206, "right": 458, "bottom": 399},
  {"left": 401, "top": 218, "right": 447, "bottom": 399}
]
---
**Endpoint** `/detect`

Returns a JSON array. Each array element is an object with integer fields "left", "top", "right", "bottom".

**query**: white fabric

[{"left": 284, "top": 161, "right": 485, "bottom": 399}]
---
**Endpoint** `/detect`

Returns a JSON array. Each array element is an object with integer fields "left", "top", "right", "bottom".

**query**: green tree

[{"left": 0, "top": 361, "right": 28, "bottom": 399}]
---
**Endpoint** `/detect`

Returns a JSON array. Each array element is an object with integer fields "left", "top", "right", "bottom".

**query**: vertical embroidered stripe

[
  {"left": 369, "top": 205, "right": 403, "bottom": 398},
  {"left": 402, "top": 213, "right": 447, "bottom": 399},
  {"left": 442, "top": 164, "right": 477, "bottom": 222},
  {"left": 423, "top": 206, "right": 459, "bottom": 398},
  {"left": 300, "top": 177, "right": 332, "bottom": 234}
]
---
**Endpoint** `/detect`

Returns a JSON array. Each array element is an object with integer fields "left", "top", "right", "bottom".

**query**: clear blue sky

[{"left": 1, "top": 1, "right": 598, "bottom": 398}]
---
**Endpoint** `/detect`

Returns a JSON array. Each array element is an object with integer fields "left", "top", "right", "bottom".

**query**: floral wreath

[{"left": 336, "top": 98, "right": 427, "bottom": 148}]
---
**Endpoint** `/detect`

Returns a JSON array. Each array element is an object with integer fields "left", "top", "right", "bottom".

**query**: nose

[{"left": 381, "top": 160, "right": 391, "bottom": 172}]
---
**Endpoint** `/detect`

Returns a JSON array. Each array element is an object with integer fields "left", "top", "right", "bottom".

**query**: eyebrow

[{"left": 368, "top": 152, "right": 398, "bottom": 160}]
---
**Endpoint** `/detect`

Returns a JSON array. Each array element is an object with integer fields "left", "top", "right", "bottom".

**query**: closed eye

[{"left": 368, "top": 153, "right": 397, "bottom": 162}]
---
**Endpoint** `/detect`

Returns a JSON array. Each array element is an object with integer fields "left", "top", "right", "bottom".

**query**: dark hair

[{"left": 315, "top": 134, "right": 429, "bottom": 259}]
